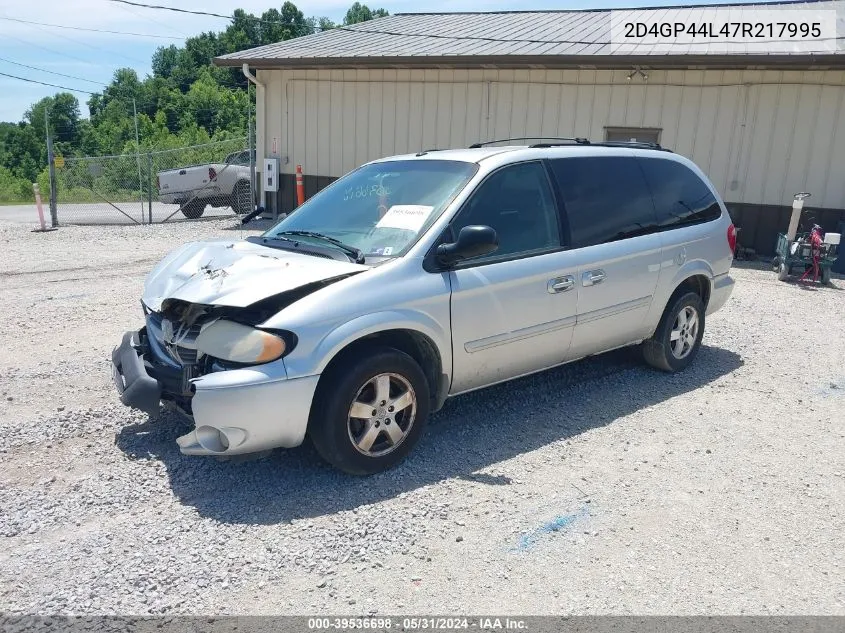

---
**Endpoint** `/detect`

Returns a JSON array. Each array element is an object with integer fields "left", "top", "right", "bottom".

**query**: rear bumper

[
  {"left": 111, "top": 329, "right": 319, "bottom": 456},
  {"left": 707, "top": 273, "right": 735, "bottom": 315}
]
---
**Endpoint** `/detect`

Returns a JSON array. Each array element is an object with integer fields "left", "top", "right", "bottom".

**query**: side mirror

[{"left": 436, "top": 225, "right": 498, "bottom": 267}]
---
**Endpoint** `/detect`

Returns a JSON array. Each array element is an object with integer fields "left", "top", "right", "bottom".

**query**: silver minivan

[{"left": 112, "top": 141, "right": 736, "bottom": 475}]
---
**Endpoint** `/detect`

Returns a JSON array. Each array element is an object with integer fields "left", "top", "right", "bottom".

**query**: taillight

[
  {"left": 727, "top": 223, "right": 737, "bottom": 254},
  {"left": 208, "top": 167, "right": 217, "bottom": 181}
]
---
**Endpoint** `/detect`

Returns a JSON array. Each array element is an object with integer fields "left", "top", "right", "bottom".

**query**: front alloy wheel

[
  {"left": 348, "top": 373, "right": 417, "bottom": 457},
  {"left": 309, "top": 347, "right": 430, "bottom": 475}
]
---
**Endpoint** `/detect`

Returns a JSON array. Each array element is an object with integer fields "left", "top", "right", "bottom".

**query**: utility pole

[
  {"left": 44, "top": 108, "right": 58, "bottom": 227},
  {"left": 133, "top": 98, "right": 143, "bottom": 223}
]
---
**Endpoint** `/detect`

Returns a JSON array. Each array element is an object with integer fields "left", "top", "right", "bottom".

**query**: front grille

[{"left": 146, "top": 311, "right": 202, "bottom": 366}]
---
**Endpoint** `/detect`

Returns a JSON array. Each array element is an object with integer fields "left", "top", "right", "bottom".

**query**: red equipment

[{"left": 799, "top": 225, "right": 824, "bottom": 283}]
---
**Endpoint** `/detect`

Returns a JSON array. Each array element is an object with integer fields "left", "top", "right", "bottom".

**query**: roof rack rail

[
  {"left": 469, "top": 137, "right": 590, "bottom": 148},
  {"left": 529, "top": 139, "right": 671, "bottom": 152},
  {"left": 415, "top": 148, "right": 443, "bottom": 156}
]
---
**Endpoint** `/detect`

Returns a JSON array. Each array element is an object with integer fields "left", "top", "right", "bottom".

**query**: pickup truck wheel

[
  {"left": 180, "top": 201, "right": 206, "bottom": 219},
  {"left": 309, "top": 348, "right": 430, "bottom": 475},
  {"left": 642, "top": 291, "right": 705, "bottom": 373},
  {"left": 232, "top": 180, "right": 252, "bottom": 215}
]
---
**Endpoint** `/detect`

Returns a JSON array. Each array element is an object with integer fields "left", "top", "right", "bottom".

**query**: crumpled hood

[{"left": 141, "top": 238, "right": 368, "bottom": 311}]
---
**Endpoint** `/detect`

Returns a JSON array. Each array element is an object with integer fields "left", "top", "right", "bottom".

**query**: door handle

[
  {"left": 582, "top": 270, "right": 606, "bottom": 287},
  {"left": 547, "top": 275, "right": 575, "bottom": 294}
]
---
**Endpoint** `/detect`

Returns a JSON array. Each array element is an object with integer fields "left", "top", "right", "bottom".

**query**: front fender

[{"left": 282, "top": 309, "right": 452, "bottom": 382}]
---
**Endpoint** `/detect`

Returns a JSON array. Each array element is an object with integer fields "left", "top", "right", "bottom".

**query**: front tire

[
  {"left": 642, "top": 291, "right": 705, "bottom": 373},
  {"left": 309, "top": 348, "right": 430, "bottom": 475}
]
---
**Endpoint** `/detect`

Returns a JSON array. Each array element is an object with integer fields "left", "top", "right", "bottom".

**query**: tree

[
  {"left": 25, "top": 93, "right": 81, "bottom": 146},
  {"left": 0, "top": 0, "right": 389, "bottom": 186},
  {"left": 151, "top": 45, "right": 180, "bottom": 79},
  {"left": 343, "top": 2, "right": 389, "bottom": 25}
]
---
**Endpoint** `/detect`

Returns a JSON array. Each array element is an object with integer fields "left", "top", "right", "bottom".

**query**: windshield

[{"left": 263, "top": 160, "right": 478, "bottom": 259}]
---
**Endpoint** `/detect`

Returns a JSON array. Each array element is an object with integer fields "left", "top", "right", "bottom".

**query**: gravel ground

[{"left": 0, "top": 218, "right": 843, "bottom": 616}]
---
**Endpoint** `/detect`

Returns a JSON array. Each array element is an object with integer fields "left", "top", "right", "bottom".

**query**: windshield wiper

[{"left": 275, "top": 231, "right": 364, "bottom": 264}]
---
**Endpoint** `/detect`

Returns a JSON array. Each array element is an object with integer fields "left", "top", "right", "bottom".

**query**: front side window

[
  {"left": 549, "top": 157, "right": 657, "bottom": 249},
  {"left": 638, "top": 158, "right": 722, "bottom": 229},
  {"left": 264, "top": 160, "right": 478, "bottom": 258},
  {"left": 450, "top": 161, "right": 560, "bottom": 261}
]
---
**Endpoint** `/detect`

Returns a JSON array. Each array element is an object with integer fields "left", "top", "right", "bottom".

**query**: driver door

[{"left": 447, "top": 161, "right": 580, "bottom": 394}]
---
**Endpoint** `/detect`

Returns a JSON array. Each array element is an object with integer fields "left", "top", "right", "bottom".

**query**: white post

[
  {"left": 787, "top": 192, "right": 810, "bottom": 242},
  {"left": 33, "top": 183, "right": 47, "bottom": 231}
]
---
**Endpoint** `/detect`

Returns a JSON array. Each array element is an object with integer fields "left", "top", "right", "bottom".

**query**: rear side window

[
  {"left": 639, "top": 158, "right": 722, "bottom": 228},
  {"left": 549, "top": 157, "right": 657, "bottom": 249}
]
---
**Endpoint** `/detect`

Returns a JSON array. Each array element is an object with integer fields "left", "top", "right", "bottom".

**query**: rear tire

[
  {"left": 642, "top": 291, "right": 705, "bottom": 373},
  {"left": 232, "top": 180, "right": 252, "bottom": 215},
  {"left": 308, "top": 347, "right": 430, "bottom": 476},
  {"left": 180, "top": 201, "right": 206, "bottom": 219}
]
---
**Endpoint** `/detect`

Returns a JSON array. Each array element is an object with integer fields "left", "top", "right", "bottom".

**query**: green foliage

[
  {"left": 0, "top": 2, "right": 388, "bottom": 192},
  {"left": 0, "top": 165, "right": 33, "bottom": 203},
  {"left": 344, "top": 2, "right": 389, "bottom": 25}
]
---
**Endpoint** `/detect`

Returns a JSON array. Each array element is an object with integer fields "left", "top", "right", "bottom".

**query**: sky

[{"left": 0, "top": 0, "right": 764, "bottom": 124}]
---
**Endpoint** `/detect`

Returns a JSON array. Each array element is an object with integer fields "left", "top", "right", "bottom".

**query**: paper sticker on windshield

[{"left": 375, "top": 205, "right": 434, "bottom": 232}]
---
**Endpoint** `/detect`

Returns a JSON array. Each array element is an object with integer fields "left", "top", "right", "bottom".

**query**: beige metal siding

[{"left": 260, "top": 68, "right": 845, "bottom": 209}]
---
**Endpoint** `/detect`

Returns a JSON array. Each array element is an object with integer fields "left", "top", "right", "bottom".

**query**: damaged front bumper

[{"left": 111, "top": 328, "right": 319, "bottom": 456}]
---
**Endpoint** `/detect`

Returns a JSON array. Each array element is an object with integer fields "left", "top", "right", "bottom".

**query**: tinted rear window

[
  {"left": 549, "top": 157, "right": 657, "bottom": 249},
  {"left": 638, "top": 158, "right": 721, "bottom": 229}
]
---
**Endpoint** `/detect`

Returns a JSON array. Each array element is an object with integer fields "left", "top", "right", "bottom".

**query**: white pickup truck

[{"left": 157, "top": 150, "right": 254, "bottom": 218}]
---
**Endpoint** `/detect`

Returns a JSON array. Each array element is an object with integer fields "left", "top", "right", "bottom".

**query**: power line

[
  {"left": 0, "top": 71, "right": 95, "bottom": 94},
  {"left": 10, "top": 15, "right": 149, "bottom": 65},
  {"left": 106, "top": 0, "right": 322, "bottom": 33},
  {"left": 104, "top": 2, "right": 845, "bottom": 46},
  {"left": 0, "top": 56, "right": 107, "bottom": 86},
  {"left": 0, "top": 15, "right": 182, "bottom": 40},
  {"left": 113, "top": 2, "right": 190, "bottom": 38},
  {"left": 2, "top": 32, "right": 123, "bottom": 69}
]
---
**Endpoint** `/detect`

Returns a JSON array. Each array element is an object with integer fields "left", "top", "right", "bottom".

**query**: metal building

[{"left": 215, "top": 0, "right": 845, "bottom": 254}]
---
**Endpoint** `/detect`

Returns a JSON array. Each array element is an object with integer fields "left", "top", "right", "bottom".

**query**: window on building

[
  {"left": 549, "top": 157, "right": 657, "bottom": 248},
  {"left": 451, "top": 161, "right": 560, "bottom": 260},
  {"left": 604, "top": 127, "right": 662, "bottom": 144},
  {"left": 638, "top": 158, "right": 722, "bottom": 229}
]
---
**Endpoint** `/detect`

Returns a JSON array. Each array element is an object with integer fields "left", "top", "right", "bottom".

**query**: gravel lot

[{"left": 1, "top": 218, "right": 843, "bottom": 616}]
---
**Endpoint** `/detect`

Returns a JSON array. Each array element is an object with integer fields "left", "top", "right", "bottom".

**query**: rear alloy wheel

[
  {"left": 642, "top": 291, "right": 705, "bottom": 373},
  {"left": 309, "top": 348, "right": 430, "bottom": 475},
  {"left": 180, "top": 200, "right": 206, "bottom": 219},
  {"left": 232, "top": 179, "right": 252, "bottom": 215}
]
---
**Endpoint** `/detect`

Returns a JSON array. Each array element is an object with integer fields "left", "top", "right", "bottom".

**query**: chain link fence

[{"left": 54, "top": 137, "right": 254, "bottom": 225}]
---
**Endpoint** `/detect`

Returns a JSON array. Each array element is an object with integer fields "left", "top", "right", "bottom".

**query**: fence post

[
  {"left": 147, "top": 153, "right": 153, "bottom": 224},
  {"left": 45, "top": 109, "right": 58, "bottom": 227},
  {"left": 133, "top": 98, "right": 144, "bottom": 224}
]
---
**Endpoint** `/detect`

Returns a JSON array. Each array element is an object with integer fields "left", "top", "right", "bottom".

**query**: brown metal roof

[{"left": 214, "top": 0, "right": 845, "bottom": 69}]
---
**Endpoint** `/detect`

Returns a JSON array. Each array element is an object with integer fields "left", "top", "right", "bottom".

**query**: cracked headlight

[{"left": 195, "top": 320, "right": 288, "bottom": 364}]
